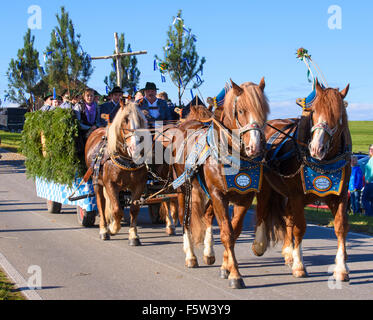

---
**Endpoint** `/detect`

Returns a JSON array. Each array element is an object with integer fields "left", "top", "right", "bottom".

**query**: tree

[
  {"left": 44, "top": 6, "right": 93, "bottom": 96},
  {"left": 155, "top": 10, "right": 206, "bottom": 106},
  {"left": 5, "top": 29, "right": 43, "bottom": 106},
  {"left": 104, "top": 33, "right": 140, "bottom": 95}
]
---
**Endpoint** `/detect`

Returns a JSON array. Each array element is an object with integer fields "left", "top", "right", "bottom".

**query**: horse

[
  {"left": 169, "top": 79, "right": 269, "bottom": 289},
  {"left": 85, "top": 99, "right": 149, "bottom": 244},
  {"left": 252, "top": 80, "right": 351, "bottom": 281}
]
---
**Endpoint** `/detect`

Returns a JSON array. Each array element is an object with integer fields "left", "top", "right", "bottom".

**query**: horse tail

[{"left": 252, "top": 181, "right": 286, "bottom": 256}]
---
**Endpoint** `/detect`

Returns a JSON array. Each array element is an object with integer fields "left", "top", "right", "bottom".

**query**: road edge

[{"left": 0, "top": 251, "right": 42, "bottom": 300}]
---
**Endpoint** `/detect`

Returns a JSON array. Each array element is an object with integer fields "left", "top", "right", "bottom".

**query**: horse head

[
  {"left": 309, "top": 79, "right": 349, "bottom": 160},
  {"left": 223, "top": 78, "right": 269, "bottom": 158},
  {"left": 107, "top": 99, "right": 148, "bottom": 158}
]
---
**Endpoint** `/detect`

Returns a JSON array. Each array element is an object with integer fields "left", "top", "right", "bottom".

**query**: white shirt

[{"left": 145, "top": 98, "right": 160, "bottom": 119}]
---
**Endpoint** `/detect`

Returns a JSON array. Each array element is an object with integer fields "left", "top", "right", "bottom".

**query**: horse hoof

[
  {"left": 185, "top": 258, "right": 198, "bottom": 268},
  {"left": 128, "top": 238, "right": 141, "bottom": 246},
  {"left": 166, "top": 227, "right": 176, "bottom": 236},
  {"left": 100, "top": 233, "right": 110, "bottom": 241},
  {"left": 334, "top": 272, "right": 350, "bottom": 282},
  {"left": 292, "top": 269, "right": 308, "bottom": 278},
  {"left": 203, "top": 255, "right": 216, "bottom": 265},
  {"left": 229, "top": 278, "right": 245, "bottom": 289},
  {"left": 252, "top": 242, "right": 265, "bottom": 257},
  {"left": 220, "top": 269, "right": 230, "bottom": 279}
]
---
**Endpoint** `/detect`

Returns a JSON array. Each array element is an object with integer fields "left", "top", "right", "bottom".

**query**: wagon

[{"left": 35, "top": 175, "right": 98, "bottom": 227}]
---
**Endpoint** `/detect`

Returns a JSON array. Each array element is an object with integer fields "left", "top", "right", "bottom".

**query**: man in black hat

[
  {"left": 98, "top": 86, "right": 123, "bottom": 126},
  {"left": 40, "top": 92, "right": 54, "bottom": 111},
  {"left": 136, "top": 82, "right": 172, "bottom": 126}
]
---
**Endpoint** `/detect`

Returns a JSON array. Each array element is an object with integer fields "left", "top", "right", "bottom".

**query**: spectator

[
  {"left": 134, "top": 90, "right": 144, "bottom": 102},
  {"left": 362, "top": 144, "right": 373, "bottom": 216},
  {"left": 157, "top": 91, "right": 178, "bottom": 120},
  {"left": 349, "top": 155, "right": 364, "bottom": 214},
  {"left": 40, "top": 92, "right": 54, "bottom": 111},
  {"left": 137, "top": 82, "right": 172, "bottom": 127},
  {"left": 73, "top": 88, "right": 100, "bottom": 141},
  {"left": 99, "top": 86, "right": 123, "bottom": 126}
]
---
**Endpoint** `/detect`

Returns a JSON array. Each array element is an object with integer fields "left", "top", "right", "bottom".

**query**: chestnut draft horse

[
  {"left": 169, "top": 79, "right": 269, "bottom": 289},
  {"left": 85, "top": 100, "right": 148, "bottom": 244},
  {"left": 252, "top": 80, "right": 351, "bottom": 281}
]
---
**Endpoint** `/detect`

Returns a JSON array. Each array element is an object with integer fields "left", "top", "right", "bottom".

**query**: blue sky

[{"left": 0, "top": 0, "right": 372, "bottom": 120}]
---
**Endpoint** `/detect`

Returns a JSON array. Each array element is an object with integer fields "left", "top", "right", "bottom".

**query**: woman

[{"left": 73, "top": 88, "right": 100, "bottom": 141}]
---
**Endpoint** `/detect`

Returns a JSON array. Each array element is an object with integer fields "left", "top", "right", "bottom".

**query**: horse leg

[
  {"left": 211, "top": 194, "right": 244, "bottom": 289},
  {"left": 128, "top": 202, "right": 141, "bottom": 246},
  {"left": 104, "top": 184, "right": 123, "bottom": 236},
  {"left": 203, "top": 203, "right": 216, "bottom": 266},
  {"left": 290, "top": 199, "right": 307, "bottom": 278},
  {"left": 329, "top": 199, "right": 350, "bottom": 282},
  {"left": 169, "top": 198, "right": 179, "bottom": 235},
  {"left": 281, "top": 203, "right": 295, "bottom": 267},
  {"left": 219, "top": 199, "right": 253, "bottom": 280},
  {"left": 163, "top": 201, "right": 176, "bottom": 236},
  {"left": 177, "top": 192, "right": 197, "bottom": 267},
  {"left": 95, "top": 185, "right": 110, "bottom": 240}
]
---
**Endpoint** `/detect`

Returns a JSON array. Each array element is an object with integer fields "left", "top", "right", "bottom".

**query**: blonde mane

[
  {"left": 107, "top": 101, "right": 147, "bottom": 154},
  {"left": 223, "top": 82, "right": 269, "bottom": 126}
]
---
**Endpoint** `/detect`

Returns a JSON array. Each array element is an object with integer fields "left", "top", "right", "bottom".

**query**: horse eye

[{"left": 238, "top": 109, "right": 244, "bottom": 115}]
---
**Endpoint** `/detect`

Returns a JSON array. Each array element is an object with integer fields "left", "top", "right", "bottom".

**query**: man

[
  {"left": 99, "top": 86, "right": 123, "bottom": 126},
  {"left": 40, "top": 92, "right": 54, "bottom": 111},
  {"left": 362, "top": 144, "right": 373, "bottom": 216},
  {"left": 137, "top": 82, "right": 172, "bottom": 126}
]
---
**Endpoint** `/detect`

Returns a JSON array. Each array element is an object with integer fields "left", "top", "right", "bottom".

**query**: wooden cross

[{"left": 91, "top": 32, "right": 147, "bottom": 88}]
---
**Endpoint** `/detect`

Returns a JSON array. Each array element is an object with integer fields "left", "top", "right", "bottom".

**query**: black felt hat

[
  {"left": 110, "top": 86, "right": 123, "bottom": 94},
  {"left": 143, "top": 82, "right": 158, "bottom": 91}
]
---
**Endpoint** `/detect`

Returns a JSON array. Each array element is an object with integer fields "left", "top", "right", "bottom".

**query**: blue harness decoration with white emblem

[
  {"left": 173, "top": 123, "right": 263, "bottom": 195},
  {"left": 301, "top": 156, "right": 346, "bottom": 197}
]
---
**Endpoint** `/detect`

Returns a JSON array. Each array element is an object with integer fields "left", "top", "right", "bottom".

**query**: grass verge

[
  {"left": 0, "top": 267, "right": 26, "bottom": 300},
  {"left": 0, "top": 130, "right": 22, "bottom": 153},
  {"left": 305, "top": 207, "right": 373, "bottom": 235}
]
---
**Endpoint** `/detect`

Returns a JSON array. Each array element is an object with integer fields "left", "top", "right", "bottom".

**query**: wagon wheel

[
  {"left": 76, "top": 206, "right": 97, "bottom": 227},
  {"left": 148, "top": 203, "right": 163, "bottom": 224},
  {"left": 47, "top": 200, "right": 62, "bottom": 214}
]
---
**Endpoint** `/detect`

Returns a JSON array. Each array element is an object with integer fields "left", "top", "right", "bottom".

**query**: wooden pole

[{"left": 114, "top": 32, "right": 122, "bottom": 88}]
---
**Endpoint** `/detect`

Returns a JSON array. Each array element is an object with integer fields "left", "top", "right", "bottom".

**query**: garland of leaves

[{"left": 21, "top": 108, "right": 86, "bottom": 186}]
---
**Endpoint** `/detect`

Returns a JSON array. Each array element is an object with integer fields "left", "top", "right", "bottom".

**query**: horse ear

[
  {"left": 259, "top": 77, "right": 265, "bottom": 91},
  {"left": 340, "top": 84, "right": 350, "bottom": 99},
  {"left": 230, "top": 79, "right": 244, "bottom": 96},
  {"left": 315, "top": 78, "right": 323, "bottom": 94}
]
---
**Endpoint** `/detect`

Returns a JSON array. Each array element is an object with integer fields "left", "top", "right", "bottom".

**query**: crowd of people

[
  {"left": 39, "top": 81, "right": 178, "bottom": 139},
  {"left": 348, "top": 145, "right": 373, "bottom": 216}
]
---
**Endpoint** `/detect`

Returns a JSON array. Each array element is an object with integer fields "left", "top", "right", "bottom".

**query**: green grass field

[
  {"left": 0, "top": 268, "right": 25, "bottom": 300},
  {"left": 0, "top": 130, "right": 22, "bottom": 152},
  {"left": 348, "top": 121, "right": 373, "bottom": 153}
]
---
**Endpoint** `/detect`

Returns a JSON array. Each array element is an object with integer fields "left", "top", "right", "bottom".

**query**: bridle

[{"left": 232, "top": 95, "right": 266, "bottom": 152}]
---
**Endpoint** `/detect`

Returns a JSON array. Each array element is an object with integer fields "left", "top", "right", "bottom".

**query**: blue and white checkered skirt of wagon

[
  {"left": 35, "top": 176, "right": 98, "bottom": 227},
  {"left": 35, "top": 176, "right": 97, "bottom": 211}
]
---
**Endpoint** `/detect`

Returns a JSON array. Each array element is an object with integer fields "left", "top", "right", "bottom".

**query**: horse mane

[
  {"left": 223, "top": 82, "right": 269, "bottom": 126},
  {"left": 107, "top": 100, "right": 147, "bottom": 154},
  {"left": 313, "top": 88, "right": 347, "bottom": 127}
]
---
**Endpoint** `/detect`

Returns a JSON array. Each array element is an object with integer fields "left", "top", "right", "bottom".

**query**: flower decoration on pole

[{"left": 296, "top": 47, "right": 328, "bottom": 88}]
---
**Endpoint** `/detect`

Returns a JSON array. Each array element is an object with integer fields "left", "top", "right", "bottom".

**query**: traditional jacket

[
  {"left": 98, "top": 101, "right": 121, "bottom": 126},
  {"left": 136, "top": 98, "right": 172, "bottom": 123}
]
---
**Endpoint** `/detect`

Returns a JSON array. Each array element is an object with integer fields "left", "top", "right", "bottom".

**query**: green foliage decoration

[{"left": 21, "top": 108, "right": 85, "bottom": 186}]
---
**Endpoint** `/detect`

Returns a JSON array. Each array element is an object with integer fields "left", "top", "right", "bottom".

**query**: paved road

[{"left": 1, "top": 155, "right": 373, "bottom": 300}]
